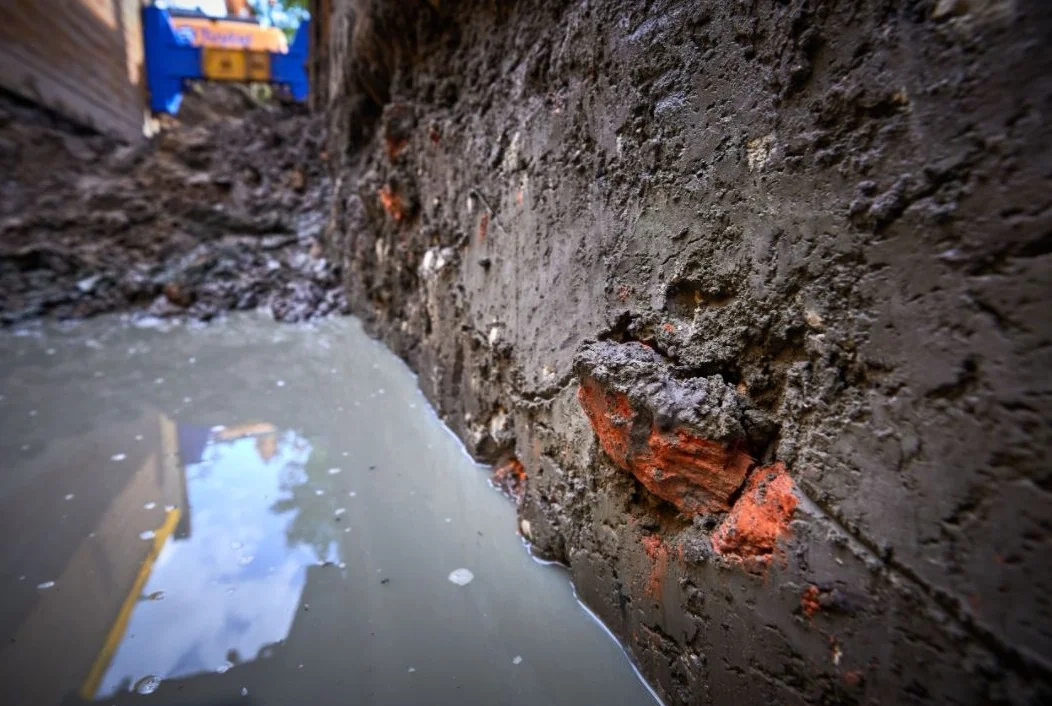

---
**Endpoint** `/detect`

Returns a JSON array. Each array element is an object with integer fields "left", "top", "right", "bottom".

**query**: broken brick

[
  {"left": 801, "top": 584, "right": 821, "bottom": 618},
  {"left": 577, "top": 375, "right": 752, "bottom": 514},
  {"left": 711, "top": 462, "right": 798, "bottom": 564},
  {"left": 492, "top": 456, "right": 527, "bottom": 504},
  {"left": 641, "top": 535, "right": 669, "bottom": 599},
  {"left": 378, "top": 185, "right": 407, "bottom": 221}
]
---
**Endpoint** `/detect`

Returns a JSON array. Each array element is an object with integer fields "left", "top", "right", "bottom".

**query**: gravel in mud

[{"left": 0, "top": 87, "right": 343, "bottom": 326}]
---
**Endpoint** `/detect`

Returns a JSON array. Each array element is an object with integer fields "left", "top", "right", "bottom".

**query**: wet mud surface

[
  {"left": 0, "top": 88, "right": 344, "bottom": 325},
  {"left": 0, "top": 314, "right": 660, "bottom": 706}
]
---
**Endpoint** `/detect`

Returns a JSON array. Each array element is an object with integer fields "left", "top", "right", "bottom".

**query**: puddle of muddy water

[{"left": 0, "top": 313, "right": 660, "bottom": 706}]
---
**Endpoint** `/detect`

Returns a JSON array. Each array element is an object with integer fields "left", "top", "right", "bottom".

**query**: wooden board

[{"left": 0, "top": 0, "right": 145, "bottom": 141}]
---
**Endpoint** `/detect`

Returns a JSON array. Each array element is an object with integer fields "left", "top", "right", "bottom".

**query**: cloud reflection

[{"left": 95, "top": 426, "right": 334, "bottom": 699}]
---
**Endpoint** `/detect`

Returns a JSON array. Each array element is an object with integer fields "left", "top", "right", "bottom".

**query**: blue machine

[{"left": 142, "top": 5, "right": 309, "bottom": 115}]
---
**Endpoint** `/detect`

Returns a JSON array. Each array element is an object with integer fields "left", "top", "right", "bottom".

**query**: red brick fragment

[
  {"left": 378, "top": 185, "right": 406, "bottom": 221},
  {"left": 801, "top": 584, "right": 821, "bottom": 618},
  {"left": 641, "top": 535, "right": 669, "bottom": 599},
  {"left": 384, "top": 134, "right": 409, "bottom": 160},
  {"left": 711, "top": 462, "right": 797, "bottom": 563},
  {"left": 492, "top": 457, "right": 526, "bottom": 504},
  {"left": 577, "top": 376, "right": 752, "bottom": 514}
]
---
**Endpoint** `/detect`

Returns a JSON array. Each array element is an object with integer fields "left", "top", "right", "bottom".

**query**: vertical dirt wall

[{"left": 323, "top": 1, "right": 1052, "bottom": 703}]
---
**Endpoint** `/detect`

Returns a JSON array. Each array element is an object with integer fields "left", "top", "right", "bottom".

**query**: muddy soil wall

[{"left": 322, "top": 1, "right": 1052, "bottom": 703}]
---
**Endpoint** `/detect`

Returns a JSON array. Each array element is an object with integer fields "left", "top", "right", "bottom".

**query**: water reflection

[
  {"left": 0, "top": 314, "right": 661, "bottom": 706},
  {"left": 91, "top": 422, "right": 335, "bottom": 700}
]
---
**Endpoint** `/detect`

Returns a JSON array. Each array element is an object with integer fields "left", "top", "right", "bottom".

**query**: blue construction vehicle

[{"left": 142, "top": 4, "right": 309, "bottom": 115}]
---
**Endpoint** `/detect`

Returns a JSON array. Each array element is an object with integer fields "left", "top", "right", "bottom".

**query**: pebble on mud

[
  {"left": 448, "top": 568, "right": 474, "bottom": 586},
  {"left": 134, "top": 675, "right": 162, "bottom": 695}
]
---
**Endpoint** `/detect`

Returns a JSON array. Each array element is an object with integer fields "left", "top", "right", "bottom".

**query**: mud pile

[
  {"left": 0, "top": 87, "right": 344, "bottom": 325},
  {"left": 321, "top": 0, "right": 1052, "bottom": 704}
]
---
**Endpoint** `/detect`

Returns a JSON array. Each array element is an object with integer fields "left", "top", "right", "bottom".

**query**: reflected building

[{"left": 0, "top": 413, "right": 335, "bottom": 704}]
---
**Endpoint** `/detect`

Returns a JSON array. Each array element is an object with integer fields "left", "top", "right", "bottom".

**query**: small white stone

[
  {"left": 327, "top": 467, "right": 341, "bottom": 475},
  {"left": 447, "top": 568, "right": 474, "bottom": 586},
  {"left": 28, "top": 410, "right": 37, "bottom": 417},
  {"left": 445, "top": 518, "right": 452, "bottom": 523},
  {"left": 348, "top": 491, "right": 356, "bottom": 497},
  {"left": 154, "top": 377, "right": 165, "bottom": 384},
  {"left": 111, "top": 453, "right": 126, "bottom": 462},
  {"left": 276, "top": 380, "right": 286, "bottom": 387},
  {"left": 64, "top": 494, "right": 75, "bottom": 501},
  {"left": 37, "top": 580, "right": 55, "bottom": 590},
  {"left": 140, "top": 530, "right": 156, "bottom": 540},
  {"left": 512, "top": 656, "right": 523, "bottom": 665},
  {"left": 407, "top": 667, "right": 416, "bottom": 673},
  {"left": 144, "top": 502, "right": 156, "bottom": 510},
  {"left": 241, "top": 687, "right": 248, "bottom": 696}
]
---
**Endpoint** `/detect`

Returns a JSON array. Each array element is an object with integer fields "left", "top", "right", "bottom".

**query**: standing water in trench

[{"left": 0, "top": 313, "right": 660, "bottom": 705}]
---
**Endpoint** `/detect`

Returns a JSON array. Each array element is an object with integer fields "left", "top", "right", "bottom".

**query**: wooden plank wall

[
  {"left": 0, "top": 0, "right": 145, "bottom": 141},
  {"left": 309, "top": 0, "right": 331, "bottom": 111}
]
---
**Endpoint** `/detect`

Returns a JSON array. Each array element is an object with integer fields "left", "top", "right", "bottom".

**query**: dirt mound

[{"left": 0, "top": 88, "right": 343, "bottom": 325}]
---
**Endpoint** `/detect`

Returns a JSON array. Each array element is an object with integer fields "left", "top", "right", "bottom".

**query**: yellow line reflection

[{"left": 77, "top": 505, "right": 182, "bottom": 700}]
